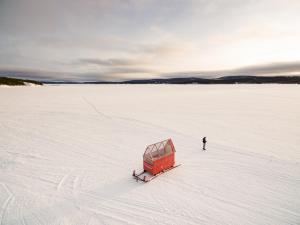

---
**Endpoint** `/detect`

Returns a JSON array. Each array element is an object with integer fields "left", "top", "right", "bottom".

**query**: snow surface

[{"left": 0, "top": 84, "right": 299, "bottom": 225}]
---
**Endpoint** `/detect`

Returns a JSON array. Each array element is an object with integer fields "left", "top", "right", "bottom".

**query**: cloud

[
  {"left": 106, "top": 67, "right": 156, "bottom": 75},
  {"left": 76, "top": 58, "right": 143, "bottom": 67},
  {"left": 137, "top": 42, "right": 189, "bottom": 58},
  {"left": 1, "top": 61, "right": 300, "bottom": 82},
  {"left": 162, "top": 61, "right": 300, "bottom": 78},
  {"left": 0, "top": 66, "right": 157, "bottom": 82},
  {"left": 232, "top": 61, "right": 300, "bottom": 75},
  {"left": 0, "top": 68, "right": 69, "bottom": 81},
  {"left": 1, "top": 0, "right": 300, "bottom": 81}
]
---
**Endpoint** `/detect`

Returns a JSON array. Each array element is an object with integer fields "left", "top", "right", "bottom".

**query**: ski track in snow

[
  {"left": 82, "top": 96, "right": 111, "bottom": 119},
  {"left": 82, "top": 95, "right": 193, "bottom": 141},
  {"left": 0, "top": 184, "right": 14, "bottom": 225},
  {"left": 56, "top": 170, "right": 74, "bottom": 193},
  {"left": 0, "top": 85, "right": 300, "bottom": 225}
]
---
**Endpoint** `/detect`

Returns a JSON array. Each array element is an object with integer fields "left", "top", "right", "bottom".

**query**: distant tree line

[{"left": 0, "top": 77, "right": 43, "bottom": 86}]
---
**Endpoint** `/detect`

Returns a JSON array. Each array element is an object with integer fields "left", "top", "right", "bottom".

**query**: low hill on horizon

[
  {"left": 2, "top": 75, "right": 300, "bottom": 85},
  {"left": 0, "top": 77, "right": 43, "bottom": 86},
  {"left": 82, "top": 75, "right": 300, "bottom": 84}
]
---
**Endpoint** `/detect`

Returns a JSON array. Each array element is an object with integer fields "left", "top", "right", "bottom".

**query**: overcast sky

[{"left": 1, "top": 0, "right": 300, "bottom": 81}]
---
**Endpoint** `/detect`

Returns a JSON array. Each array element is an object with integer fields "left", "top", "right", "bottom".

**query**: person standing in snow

[{"left": 202, "top": 137, "right": 207, "bottom": 150}]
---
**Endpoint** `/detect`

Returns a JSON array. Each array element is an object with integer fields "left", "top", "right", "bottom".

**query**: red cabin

[{"left": 143, "top": 139, "right": 176, "bottom": 175}]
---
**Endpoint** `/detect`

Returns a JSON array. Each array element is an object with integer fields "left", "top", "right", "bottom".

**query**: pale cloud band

[
  {"left": 163, "top": 62, "right": 300, "bottom": 79},
  {"left": 1, "top": 61, "right": 300, "bottom": 82}
]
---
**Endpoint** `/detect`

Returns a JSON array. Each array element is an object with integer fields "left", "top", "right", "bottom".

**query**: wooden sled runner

[{"left": 133, "top": 164, "right": 181, "bottom": 182}]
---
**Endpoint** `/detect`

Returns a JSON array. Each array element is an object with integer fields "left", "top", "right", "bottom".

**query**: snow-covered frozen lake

[{"left": 0, "top": 84, "right": 300, "bottom": 225}]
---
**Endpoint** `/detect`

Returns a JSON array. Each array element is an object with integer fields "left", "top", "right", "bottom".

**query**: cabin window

[
  {"left": 144, "top": 154, "right": 153, "bottom": 165},
  {"left": 165, "top": 144, "right": 172, "bottom": 155}
]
